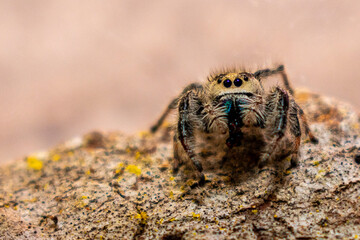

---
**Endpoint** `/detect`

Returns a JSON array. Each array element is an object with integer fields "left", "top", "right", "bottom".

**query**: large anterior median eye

[
  {"left": 234, "top": 78, "right": 242, "bottom": 87},
  {"left": 223, "top": 79, "right": 232, "bottom": 88}
]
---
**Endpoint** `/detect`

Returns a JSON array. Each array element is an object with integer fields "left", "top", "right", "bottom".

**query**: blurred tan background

[{"left": 1, "top": 0, "right": 359, "bottom": 163}]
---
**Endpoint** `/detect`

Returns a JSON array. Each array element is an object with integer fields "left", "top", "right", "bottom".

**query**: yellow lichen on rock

[
  {"left": 169, "top": 191, "right": 175, "bottom": 200},
  {"left": 51, "top": 154, "right": 61, "bottom": 162},
  {"left": 137, "top": 131, "right": 151, "bottom": 138},
  {"left": 135, "top": 151, "right": 141, "bottom": 160},
  {"left": 135, "top": 211, "right": 148, "bottom": 224},
  {"left": 27, "top": 156, "right": 43, "bottom": 171},
  {"left": 192, "top": 212, "right": 201, "bottom": 219},
  {"left": 126, "top": 165, "right": 141, "bottom": 176}
]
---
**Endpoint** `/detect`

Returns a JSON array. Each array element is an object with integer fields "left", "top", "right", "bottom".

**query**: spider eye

[
  {"left": 234, "top": 78, "right": 242, "bottom": 87},
  {"left": 244, "top": 76, "right": 248, "bottom": 81},
  {"left": 217, "top": 78, "right": 222, "bottom": 84},
  {"left": 223, "top": 79, "right": 232, "bottom": 88}
]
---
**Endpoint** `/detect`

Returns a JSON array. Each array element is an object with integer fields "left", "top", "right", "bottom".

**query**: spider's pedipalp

[{"left": 236, "top": 94, "right": 266, "bottom": 128}]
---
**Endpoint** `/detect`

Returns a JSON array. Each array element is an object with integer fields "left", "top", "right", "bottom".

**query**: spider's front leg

[
  {"left": 174, "top": 90, "right": 206, "bottom": 185},
  {"left": 259, "top": 87, "right": 291, "bottom": 168}
]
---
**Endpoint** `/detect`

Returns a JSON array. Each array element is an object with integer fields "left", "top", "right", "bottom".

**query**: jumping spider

[{"left": 151, "top": 65, "right": 318, "bottom": 185}]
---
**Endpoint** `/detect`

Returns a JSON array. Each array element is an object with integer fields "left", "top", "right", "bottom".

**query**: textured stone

[{"left": 0, "top": 90, "right": 359, "bottom": 239}]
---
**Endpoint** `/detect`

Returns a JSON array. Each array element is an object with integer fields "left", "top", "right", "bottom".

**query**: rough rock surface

[{"left": 0, "top": 90, "right": 360, "bottom": 239}]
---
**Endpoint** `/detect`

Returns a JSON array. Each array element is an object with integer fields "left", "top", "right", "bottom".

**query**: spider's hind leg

[
  {"left": 150, "top": 83, "right": 203, "bottom": 133},
  {"left": 172, "top": 133, "right": 183, "bottom": 174},
  {"left": 150, "top": 97, "right": 178, "bottom": 133},
  {"left": 294, "top": 103, "right": 319, "bottom": 144},
  {"left": 254, "top": 65, "right": 295, "bottom": 95},
  {"left": 300, "top": 109, "right": 319, "bottom": 144},
  {"left": 275, "top": 65, "right": 295, "bottom": 95}
]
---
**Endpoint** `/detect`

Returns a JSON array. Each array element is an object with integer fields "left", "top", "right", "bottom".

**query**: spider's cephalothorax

[{"left": 151, "top": 65, "right": 318, "bottom": 184}]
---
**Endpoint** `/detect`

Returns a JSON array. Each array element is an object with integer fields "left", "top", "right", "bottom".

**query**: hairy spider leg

[
  {"left": 279, "top": 70, "right": 294, "bottom": 95},
  {"left": 297, "top": 105, "right": 319, "bottom": 144},
  {"left": 288, "top": 99, "right": 302, "bottom": 167},
  {"left": 255, "top": 65, "right": 318, "bottom": 144},
  {"left": 278, "top": 68, "right": 318, "bottom": 144},
  {"left": 150, "top": 83, "right": 203, "bottom": 133},
  {"left": 254, "top": 65, "right": 294, "bottom": 95},
  {"left": 259, "top": 87, "right": 290, "bottom": 168},
  {"left": 176, "top": 91, "right": 206, "bottom": 185},
  {"left": 172, "top": 134, "right": 182, "bottom": 173}
]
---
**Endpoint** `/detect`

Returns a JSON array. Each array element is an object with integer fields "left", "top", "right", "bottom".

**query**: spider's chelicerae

[{"left": 151, "top": 65, "right": 318, "bottom": 184}]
